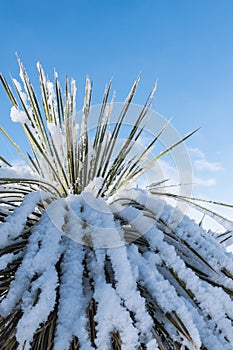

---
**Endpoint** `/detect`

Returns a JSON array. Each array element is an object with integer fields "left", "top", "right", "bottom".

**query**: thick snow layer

[
  {"left": 1, "top": 57, "right": 232, "bottom": 350},
  {"left": 0, "top": 186, "right": 232, "bottom": 349},
  {"left": 107, "top": 245, "right": 153, "bottom": 340},
  {"left": 0, "top": 251, "right": 23, "bottom": 270},
  {"left": 0, "top": 199, "right": 66, "bottom": 349},
  {"left": 64, "top": 192, "right": 124, "bottom": 247},
  {"left": 54, "top": 240, "right": 93, "bottom": 350},
  {"left": 110, "top": 188, "right": 233, "bottom": 348},
  {"left": 112, "top": 188, "right": 233, "bottom": 272},
  {"left": 88, "top": 248, "right": 142, "bottom": 350},
  {"left": 127, "top": 244, "right": 201, "bottom": 348},
  {"left": 0, "top": 191, "right": 50, "bottom": 249},
  {"left": 17, "top": 267, "right": 58, "bottom": 350}
]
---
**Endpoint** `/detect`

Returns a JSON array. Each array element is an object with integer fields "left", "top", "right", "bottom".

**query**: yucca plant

[{"left": 0, "top": 58, "right": 233, "bottom": 350}]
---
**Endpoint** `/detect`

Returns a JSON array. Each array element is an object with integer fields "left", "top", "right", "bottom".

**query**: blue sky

[{"left": 0, "top": 0, "right": 233, "bottom": 218}]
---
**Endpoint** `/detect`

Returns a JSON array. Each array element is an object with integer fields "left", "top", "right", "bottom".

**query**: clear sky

[{"left": 0, "top": 0, "right": 233, "bottom": 220}]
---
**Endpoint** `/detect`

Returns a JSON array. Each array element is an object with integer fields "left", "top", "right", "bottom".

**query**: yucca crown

[{"left": 0, "top": 60, "right": 232, "bottom": 350}]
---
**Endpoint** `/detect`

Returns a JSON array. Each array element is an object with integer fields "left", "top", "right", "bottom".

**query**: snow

[
  {"left": 71, "top": 79, "right": 77, "bottom": 115},
  {"left": 107, "top": 246, "right": 153, "bottom": 336},
  {"left": 12, "top": 78, "right": 28, "bottom": 107},
  {"left": 0, "top": 185, "right": 232, "bottom": 349},
  {"left": 54, "top": 240, "right": 93, "bottom": 350},
  {"left": 0, "top": 198, "right": 66, "bottom": 349},
  {"left": 109, "top": 187, "right": 233, "bottom": 348},
  {"left": 113, "top": 188, "right": 233, "bottom": 274},
  {"left": 47, "top": 122, "right": 65, "bottom": 157},
  {"left": 88, "top": 248, "right": 141, "bottom": 350},
  {"left": 84, "top": 177, "right": 105, "bottom": 196},
  {"left": 10, "top": 106, "right": 28, "bottom": 123},
  {"left": 0, "top": 251, "right": 23, "bottom": 270},
  {"left": 107, "top": 245, "right": 153, "bottom": 342},
  {"left": 17, "top": 268, "right": 58, "bottom": 350},
  {"left": 1, "top": 60, "right": 232, "bottom": 349},
  {"left": 128, "top": 244, "right": 201, "bottom": 348},
  {"left": 63, "top": 191, "right": 124, "bottom": 248},
  {"left": 46, "top": 80, "right": 55, "bottom": 106},
  {"left": 0, "top": 191, "right": 50, "bottom": 249},
  {"left": 146, "top": 339, "right": 159, "bottom": 350}
]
